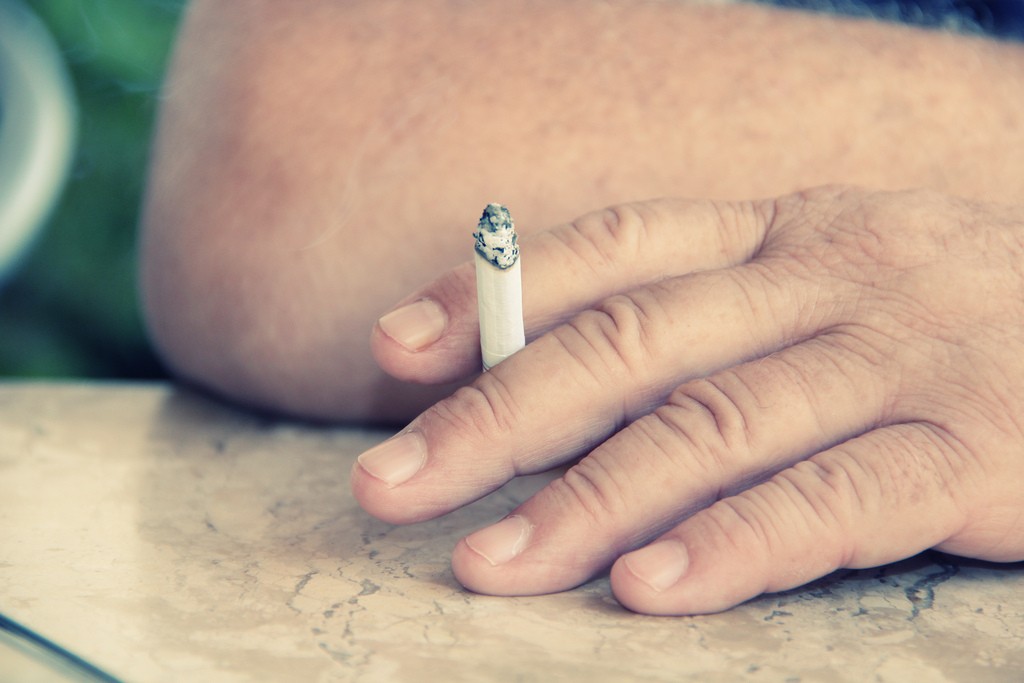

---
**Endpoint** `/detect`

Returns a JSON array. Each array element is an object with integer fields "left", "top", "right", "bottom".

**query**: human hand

[{"left": 351, "top": 186, "right": 1024, "bottom": 615}]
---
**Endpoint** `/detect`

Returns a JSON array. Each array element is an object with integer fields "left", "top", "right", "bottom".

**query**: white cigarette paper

[{"left": 474, "top": 203, "right": 525, "bottom": 370}]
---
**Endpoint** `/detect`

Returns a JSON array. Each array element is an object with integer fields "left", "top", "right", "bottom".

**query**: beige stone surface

[{"left": 0, "top": 383, "right": 1022, "bottom": 682}]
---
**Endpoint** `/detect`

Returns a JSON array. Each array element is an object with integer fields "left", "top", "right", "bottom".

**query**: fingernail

[
  {"left": 623, "top": 540, "right": 689, "bottom": 592},
  {"left": 356, "top": 432, "right": 427, "bottom": 487},
  {"left": 377, "top": 299, "right": 447, "bottom": 351},
  {"left": 464, "top": 515, "right": 533, "bottom": 566}
]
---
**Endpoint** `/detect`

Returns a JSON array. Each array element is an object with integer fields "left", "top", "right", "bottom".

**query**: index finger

[{"left": 370, "top": 198, "right": 770, "bottom": 384}]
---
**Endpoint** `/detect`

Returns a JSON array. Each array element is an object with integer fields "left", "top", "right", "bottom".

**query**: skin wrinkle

[
  {"left": 989, "top": 214, "right": 1024, "bottom": 284},
  {"left": 475, "top": 373, "right": 529, "bottom": 444},
  {"left": 812, "top": 449, "right": 876, "bottom": 533},
  {"left": 834, "top": 192, "right": 969, "bottom": 273},
  {"left": 477, "top": 339, "right": 629, "bottom": 476},
  {"left": 679, "top": 506, "right": 772, "bottom": 610},
  {"left": 600, "top": 203, "right": 650, "bottom": 272},
  {"left": 589, "top": 293, "right": 660, "bottom": 378},
  {"left": 919, "top": 375, "right": 1019, "bottom": 462},
  {"left": 621, "top": 416, "right": 696, "bottom": 501},
  {"left": 701, "top": 373, "right": 755, "bottom": 455},
  {"left": 789, "top": 229, "right": 882, "bottom": 289},
  {"left": 769, "top": 348, "right": 841, "bottom": 443},
  {"left": 521, "top": 209, "right": 657, "bottom": 335},
  {"left": 643, "top": 387, "right": 778, "bottom": 505},
  {"left": 880, "top": 304, "right": 960, "bottom": 385},
  {"left": 763, "top": 471, "right": 836, "bottom": 557},
  {"left": 782, "top": 340, "right": 872, "bottom": 448},
  {"left": 823, "top": 324, "right": 910, "bottom": 427},
  {"left": 643, "top": 404, "right": 728, "bottom": 499},
  {"left": 971, "top": 360, "right": 1024, "bottom": 443},
  {"left": 814, "top": 329, "right": 889, "bottom": 390},
  {"left": 669, "top": 331, "right": 885, "bottom": 497},
  {"left": 550, "top": 308, "right": 637, "bottom": 382},
  {"left": 617, "top": 284, "right": 682, "bottom": 369},
  {"left": 732, "top": 261, "right": 801, "bottom": 353},
  {"left": 551, "top": 431, "right": 692, "bottom": 562},
  {"left": 787, "top": 457, "right": 859, "bottom": 566},
  {"left": 556, "top": 455, "right": 635, "bottom": 543},
  {"left": 689, "top": 199, "right": 769, "bottom": 269},
  {"left": 751, "top": 199, "right": 779, "bottom": 257},
  {"left": 756, "top": 239, "right": 870, "bottom": 334},
  {"left": 749, "top": 257, "right": 849, "bottom": 357},
  {"left": 767, "top": 451, "right": 876, "bottom": 575},
  {"left": 421, "top": 385, "right": 520, "bottom": 475},
  {"left": 655, "top": 270, "right": 983, "bottom": 573},
  {"left": 554, "top": 213, "right": 627, "bottom": 283},
  {"left": 716, "top": 428, "right": 937, "bottom": 589},
  {"left": 796, "top": 280, "right": 841, "bottom": 343},
  {"left": 656, "top": 381, "right": 754, "bottom": 493},
  {"left": 707, "top": 200, "right": 764, "bottom": 265},
  {"left": 711, "top": 490, "right": 791, "bottom": 584}
]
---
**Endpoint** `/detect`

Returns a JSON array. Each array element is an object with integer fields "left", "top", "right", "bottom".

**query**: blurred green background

[{"left": 1, "top": 0, "right": 185, "bottom": 378}]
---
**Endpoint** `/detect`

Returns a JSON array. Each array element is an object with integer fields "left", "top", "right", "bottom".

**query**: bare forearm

[{"left": 140, "top": 0, "right": 1024, "bottom": 422}]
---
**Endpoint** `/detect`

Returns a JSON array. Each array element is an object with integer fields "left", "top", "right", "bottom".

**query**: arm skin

[{"left": 139, "top": 0, "right": 1024, "bottom": 424}]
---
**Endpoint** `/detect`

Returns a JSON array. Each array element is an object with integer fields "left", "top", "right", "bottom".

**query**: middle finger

[{"left": 352, "top": 258, "right": 856, "bottom": 524}]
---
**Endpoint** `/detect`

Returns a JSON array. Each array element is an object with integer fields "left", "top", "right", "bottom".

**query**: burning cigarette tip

[{"left": 474, "top": 203, "right": 519, "bottom": 270}]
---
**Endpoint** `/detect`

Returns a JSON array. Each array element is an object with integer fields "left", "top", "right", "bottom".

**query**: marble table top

[{"left": 1, "top": 383, "right": 1022, "bottom": 682}]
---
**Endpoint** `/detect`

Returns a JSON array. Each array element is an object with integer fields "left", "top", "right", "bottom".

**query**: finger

[
  {"left": 448, "top": 330, "right": 898, "bottom": 595},
  {"left": 610, "top": 422, "right": 970, "bottom": 615},
  {"left": 370, "top": 198, "right": 770, "bottom": 384},
  {"left": 351, "top": 255, "right": 858, "bottom": 525}
]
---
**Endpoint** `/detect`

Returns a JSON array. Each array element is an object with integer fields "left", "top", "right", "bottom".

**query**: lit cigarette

[{"left": 474, "top": 203, "right": 525, "bottom": 370}]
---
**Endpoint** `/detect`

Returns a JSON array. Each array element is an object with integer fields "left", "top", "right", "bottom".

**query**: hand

[{"left": 350, "top": 186, "right": 1024, "bottom": 615}]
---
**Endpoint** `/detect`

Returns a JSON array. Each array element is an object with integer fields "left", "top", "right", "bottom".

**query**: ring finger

[{"left": 449, "top": 326, "right": 903, "bottom": 596}]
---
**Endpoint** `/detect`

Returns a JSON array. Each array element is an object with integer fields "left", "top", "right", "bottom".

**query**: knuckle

[
  {"left": 771, "top": 459, "right": 859, "bottom": 566},
  {"left": 707, "top": 198, "right": 768, "bottom": 262},
  {"left": 553, "top": 455, "right": 631, "bottom": 534},
  {"left": 703, "top": 471, "right": 852, "bottom": 580},
  {"left": 728, "top": 262, "right": 807, "bottom": 352},
  {"left": 551, "top": 453, "right": 678, "bottom": 556},
  {"left": 805, "top": 452, "right": 874, "bottom": 522},
  {"left": 649, "top": 376, "right": 760, "bottom": 484},
  {"left": 427, "top": 375, "right": 523, "bottom": 444},
  {"left": 561, "top": 198, "right": 767, "bottom": 276},
  {"left": 552, "top": 289, "right": 661, "bottom": 379},
  {"left": 565, "top": 203, "right": 650, "bottom": 272},
  {"left": 700, "top": 494, "right": 785, "bottom": 570}
]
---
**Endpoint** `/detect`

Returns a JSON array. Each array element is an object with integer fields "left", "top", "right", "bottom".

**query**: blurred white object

[{"left": 0, "top": 0, "right": 76, "bottom": 284}]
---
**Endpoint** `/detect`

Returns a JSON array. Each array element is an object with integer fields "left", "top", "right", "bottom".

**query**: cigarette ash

[{"left": 474, "top": 203, "right": 519, "bottom": 269}]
